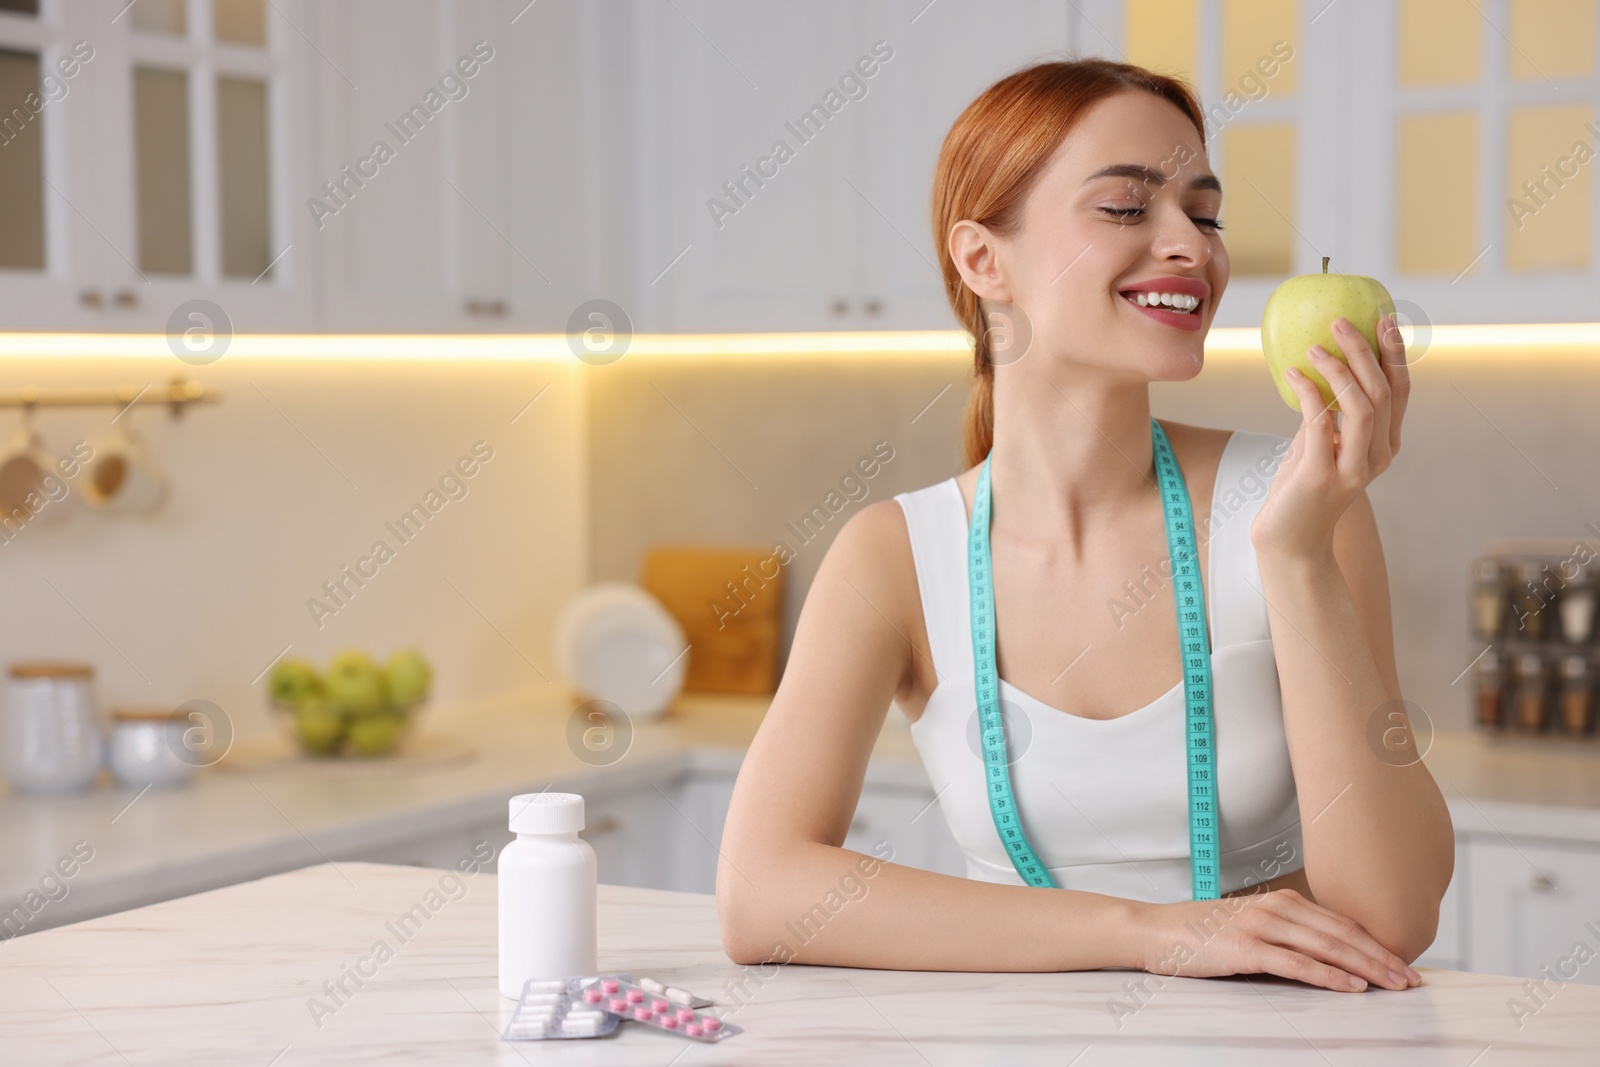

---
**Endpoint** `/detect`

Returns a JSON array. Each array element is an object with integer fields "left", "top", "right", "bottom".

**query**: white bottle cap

[{"left": 509, "top": 792, "right": 585, "bottom": 835}]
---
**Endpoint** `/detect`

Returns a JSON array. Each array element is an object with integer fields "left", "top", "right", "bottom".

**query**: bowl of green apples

[{"left": 268, "top": 648, "right": 433, "bottom": 758}]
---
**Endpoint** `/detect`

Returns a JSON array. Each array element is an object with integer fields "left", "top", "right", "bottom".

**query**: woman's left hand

[{"left": 1251, "top": 313, "right": 1411, "bottom": 561}]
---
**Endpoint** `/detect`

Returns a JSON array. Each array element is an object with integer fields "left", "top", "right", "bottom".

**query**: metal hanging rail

[{"left": 0, "top": 376, "right": 220, "bottom": 418}]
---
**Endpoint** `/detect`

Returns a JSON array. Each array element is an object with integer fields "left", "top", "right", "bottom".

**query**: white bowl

[{"left": 553, "top": 583, "right": 687, "bottom": 720}]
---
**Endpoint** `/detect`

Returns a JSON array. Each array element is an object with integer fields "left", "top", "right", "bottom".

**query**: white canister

[
  {"left": 3, "top": 661, "right": 102, "bottom": 793},
  {"left": 498, "top": 792, "right": 597, "bottom": 998},
  {"left": 107, "top": 708, "right": 196, "bottom": 788}
]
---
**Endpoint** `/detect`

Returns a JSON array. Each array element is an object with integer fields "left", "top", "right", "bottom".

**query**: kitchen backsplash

[
  {"left": 2, "top": 334, "right": 1595, "bottom": 740},
  {"left": 0, "top": 352, "right": 584, "bottom": 741}
]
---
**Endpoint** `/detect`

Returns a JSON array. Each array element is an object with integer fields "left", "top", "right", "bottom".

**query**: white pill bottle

[{"left": 498, "top": 792, "right": 598, "bottom": 998}]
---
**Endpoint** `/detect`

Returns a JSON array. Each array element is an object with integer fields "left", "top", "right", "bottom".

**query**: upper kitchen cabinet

[
  {"left": 627, "top": 0, "right": 1074, "bottom": 332},
  {"left": 0, "top": 0, "right": 316, "bottom": 332},
  {"left": 1084, "top": 0, "right": 1600, "bottom": 326},
  {"left": 850, "top": 1, "right": 1072, "bottom": 331},
  {"left": 307, "top": 0, "right": 595, "bottom": 332}
]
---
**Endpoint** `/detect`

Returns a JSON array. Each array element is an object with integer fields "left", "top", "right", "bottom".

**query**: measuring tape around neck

[{"left": 967, "top": 416, "right": 1219, "bottom": 899}]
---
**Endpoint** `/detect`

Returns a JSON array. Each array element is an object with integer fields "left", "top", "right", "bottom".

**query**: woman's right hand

[{"left": 1131, "top": 889, "right": 1422, "bottom": 991}]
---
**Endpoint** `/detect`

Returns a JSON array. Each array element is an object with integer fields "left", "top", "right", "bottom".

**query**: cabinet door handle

[
  {"left": 1530, "top": 871, "right": 1557, "bottom": 892},
  {"left": 582, "top": 815, "right": 623, "bottom": 837},
  {"left": 113, "top": 289, "right": 139, "bottom": 309},
  {"left": 849, "top": 817, "right": 868, "bottom": 833},
  {"left": 79, "top": 289, "right": 104, "bottom": 308},
  {"left": 831, "top": 299, "right": 849, "bottom": 316},
  {"left": 863, "top": 299, "right": 882, "bottom": 316}
]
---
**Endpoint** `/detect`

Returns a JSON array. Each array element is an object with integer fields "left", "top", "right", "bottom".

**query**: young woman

[{"left": 716, "top": 59, "right": 1452, "bottom": 994}]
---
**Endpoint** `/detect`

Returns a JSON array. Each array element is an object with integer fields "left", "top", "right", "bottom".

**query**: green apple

[
  {"left": 347, "top": 712, "right": 406, "bottom": 757},
  {"left": 268, "top": 658, "right": 320, "bottom": 707},
  {"left": 1261, "top": 257, "right": 1394, "bottom": 413},
  {"left": 383, "top": 648, "right": 432, "bottom": 708},
  {"left": 325, "top": 649, "right": 385, "bottom": 716},
  {"left": 294, "top": 697, "right": 346, "bottom": 756}
]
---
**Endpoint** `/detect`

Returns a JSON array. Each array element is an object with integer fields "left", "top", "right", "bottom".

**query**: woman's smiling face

[{"left": 961, "top": 89, "right": 1229, "bottom": 380}]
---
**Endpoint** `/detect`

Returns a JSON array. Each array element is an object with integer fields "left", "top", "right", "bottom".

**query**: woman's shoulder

[{"left": 822, "top": 495, "right": 923, "bottom": 594}]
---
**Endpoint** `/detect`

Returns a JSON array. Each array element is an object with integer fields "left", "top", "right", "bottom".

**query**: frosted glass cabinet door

[
  {"left": 0, "top": 0, "right": 316, "bottom": 332},
  {"left": 0, "top": 1, "right": 112, "bottom": 328}
]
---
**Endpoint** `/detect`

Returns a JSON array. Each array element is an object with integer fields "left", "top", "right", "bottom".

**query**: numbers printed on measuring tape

[{"left": 969, "top": 417, "right": 1220, "bottom": 899}]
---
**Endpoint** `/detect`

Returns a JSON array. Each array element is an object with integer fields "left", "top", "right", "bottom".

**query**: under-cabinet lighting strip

[{"left": 0, "top": 324, "right": 1596, "bottom": 360}]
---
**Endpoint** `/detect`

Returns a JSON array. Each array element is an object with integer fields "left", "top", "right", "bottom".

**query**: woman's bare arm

[{"left": 716, "top": 500, "right": 1142, "bottom": 972}]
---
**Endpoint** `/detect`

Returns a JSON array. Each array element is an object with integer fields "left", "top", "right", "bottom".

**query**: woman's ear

[{"left": 949, "top": 219, "right": 1012, "bottom": 303}]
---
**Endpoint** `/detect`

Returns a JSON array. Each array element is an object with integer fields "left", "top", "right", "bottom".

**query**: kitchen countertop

[
  {"left": 2, "top": 861, "right": 1595, "bottom": 1065},
  {"left": 4, "top": 685, "right": 1600, "bottom": 935}
]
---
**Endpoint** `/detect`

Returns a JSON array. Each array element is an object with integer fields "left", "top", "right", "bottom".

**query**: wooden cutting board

[{"left": 641, "top": 546, "right": 783, "bottom": 694}]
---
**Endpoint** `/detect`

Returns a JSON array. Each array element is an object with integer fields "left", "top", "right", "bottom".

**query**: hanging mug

[
  {"left": 82, "top": 425, "right": 167, "bottom": 515},
  {"left": 0, "top": 425, "right": 77, "bottom": 533}
]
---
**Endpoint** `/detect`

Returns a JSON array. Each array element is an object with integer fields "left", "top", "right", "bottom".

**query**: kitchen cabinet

[
  {"left": 350, "top": 817, "right": 513, "bottom": 872},
  {"left": 0, "top": 0, "right": 596, "bottom": 333},
  {"left": 628, "top": 0, "right": 1073, "bottom": 333},
  {"left": 0, "top": 0, "right": 316, "bottom": 332},
  {"left": 344, "top": 783, "right": 671, "bottom": 889},
  {"left": 1409, "top": 832, "right": 1600, "bottom": 985},
  {"left": 1466, "top": 836, "right": 1600, "bottom": 985},
  {"left": 305, "top": 0, "right": 588, "bottom": 332},
  {"left": 307, "top": 0, "right": 508, "bottom": 332},
  {"left": 350, "top": 770, "right": 966, "bottom": 896}
]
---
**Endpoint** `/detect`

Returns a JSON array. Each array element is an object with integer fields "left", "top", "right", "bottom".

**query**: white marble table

[{"left": 2, "top": 862, "right": 1596, "bottom": 1065}]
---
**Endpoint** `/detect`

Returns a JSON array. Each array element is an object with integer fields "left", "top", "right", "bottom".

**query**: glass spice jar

[
  {"left": 1512, "top": 560, "right": 1550, "bottom": 641},
  {"left": 1557, "top": 560, "right": 1597, "bottom": 645},
  {"left": 1475, "top": 648, "right": 1505, "bottom": 729},
  {"left": 1514, "top": 651, "right": 1550, "bottom": 732},
  {"left": 1471, "top": 557, "right": 1509, "bottom": 640},
  {"left": 1558, "top": 654, "right": 1594, "bottom": 736}
]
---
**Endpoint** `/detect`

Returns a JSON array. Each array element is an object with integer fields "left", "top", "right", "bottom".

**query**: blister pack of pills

[
  {"left": 576, "top": 974, "right": 741, "bottom": 1042},
  {"left": 502, "top": 973, "right": 740, "bottom": 1043},
  {"left": 503, "top": 977, "right": 618, "bottom": 1040}
]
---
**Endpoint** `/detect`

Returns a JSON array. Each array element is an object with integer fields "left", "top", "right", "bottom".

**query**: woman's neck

[{"left": 988, "top": 366, "right": 1158, "bottom": 557}]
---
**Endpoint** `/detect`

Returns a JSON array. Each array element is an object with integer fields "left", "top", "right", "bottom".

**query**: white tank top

[{"left": 893, "top": 429, "right": 1304, "bottom": 902}]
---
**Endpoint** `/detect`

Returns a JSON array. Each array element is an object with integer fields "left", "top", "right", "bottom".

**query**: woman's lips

[{"left": 1121, "top": 292, "right": 1204, "bottom": 332}]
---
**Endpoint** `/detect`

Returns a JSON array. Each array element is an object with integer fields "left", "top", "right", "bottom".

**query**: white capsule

[
  {"left": 524, "top": 979, "right": 566, "bottom": 993},
  {"left": 665, "top": 986, "right": 694, "bottom": 1004},
  {"left": 639, "top": 976, "right": 665, "bottom": 993}
]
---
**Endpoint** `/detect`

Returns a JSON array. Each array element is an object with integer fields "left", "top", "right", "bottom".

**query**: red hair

[{"left": 931, "top": 59, "right": 1207, "bottom": 469}]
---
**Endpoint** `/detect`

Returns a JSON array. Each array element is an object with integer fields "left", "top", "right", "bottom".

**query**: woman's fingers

[
  {"left": 1255, "top": 914, "right": 1410, "bottom": 990},
  {"left": 1310, "top": 325, "right": 1379, "bottom": 482},
  {"left": 1277, "top": 893, "right": 1419, "bottom": 986},
  {"left": 1376, "top": 311, "right": 1411, "bottom": 455},
  {"left": 1286, "top": 366, "right": 1335, "bottom": 472},
  {"left": 1251, "top": 942, "right": 1369, "bottom": 992}
]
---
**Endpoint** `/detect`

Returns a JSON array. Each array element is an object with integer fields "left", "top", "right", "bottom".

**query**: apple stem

[{"left": 1321, "top": 256, "right": 1329, "bottom": 274}]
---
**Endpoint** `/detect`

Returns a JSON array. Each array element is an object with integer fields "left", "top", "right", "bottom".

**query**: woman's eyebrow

[{"left": 1082, "top": 162, "right": 1222, "bottom": 194}]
